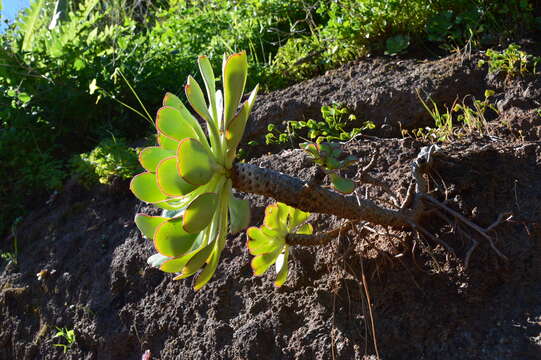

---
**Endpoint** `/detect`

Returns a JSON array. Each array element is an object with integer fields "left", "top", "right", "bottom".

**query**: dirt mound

[{"left": 1, "top": 49, "right": 541, "bottom": 360}]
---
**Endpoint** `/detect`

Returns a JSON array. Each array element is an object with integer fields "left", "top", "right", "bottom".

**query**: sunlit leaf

[
  {"left": 229, "top": 195, "right": 250, "bottom": 233},
  {"left": 134, "top": 214, "right": 168, "bottom": 239},
  {"left": 329, "top": 173, "right": 356, "bottom": 194},
  {"left": 247, "top": 226, "right": 283, "bottom": 255},
  {"left": 274, "top": 247, "right": 289, "bottom": 287},
  {"left": 154, "top": 217, "right": 198, "bottom": 257},
  {"left": 185, "top": 76, "right": 211, "bottom": 122},
  {"left": 177, "top": 138, "right": 216, "bottom": 186},
  {"left": 263, "top": 203, "right": 282, "bottom": 231},
  {"left": 156, "top": 156, "right": 197, "bottom": 196},
  {"left": 147, "top": 253, "right": 171, "bottom": 268},
  {"left": 183, "top": 192, "right": 218, "bottom": 233},
  {"left": 139, "top": 146, "right": 175, "bottom": 172},
  {"left": 223, "top": 51, "right": 248, "bottom": 126},
  {"left": 156, "top": 106, "right": 197, "bottom": 142},
  {"left": 130, "top": 172, "right": 168, "bottom": 203},
  {"left": 193, "top": 250, "right": 220, "bottom": 291},
  {"left": 158, "top": 134, "right": 179, "bottom": 152},
  {"left": 162, "top": 92, "right": 208, "bottom": 145},
  {"left": 252, "top": 248, "right": 281, "bottom": 276},
  {"left": 198, "top": 56, "right": 217, "bottom": 122},
  {"left": 181, "top": 243, "right": 214, "bottom": 276}
]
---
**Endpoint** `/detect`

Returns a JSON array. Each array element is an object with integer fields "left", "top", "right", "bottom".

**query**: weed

[
  {"left": 265, "top": 103, "right": 375, "bottom": 145},
  {"left": 478, "top": 43, "right": 541, "bottom": 78},
  {"left": 409, "top": 89, "right": 498, "bottom": 142},
  {"left": 70, "top": 137, "right": 140, "bottom": 186},
  {"left": 385, "top": 34, "right": 410, "bottom": 56},
  {"left": 52, "top": 327, "right": 76, "bottom": 353}
]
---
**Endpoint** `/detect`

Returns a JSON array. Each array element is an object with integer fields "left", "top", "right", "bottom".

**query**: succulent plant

[
  {"left": 247, "top": 203, "right": 312, "bottom": 287},
  {"left": 300, "top": 142, "right": 357, "bottom": 194},
  {"left": 130, "top": 52, "right": 258, "bottom": 290}
]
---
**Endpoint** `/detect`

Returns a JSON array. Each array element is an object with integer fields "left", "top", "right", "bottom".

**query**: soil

[{"left": 1, "top": 45, "right": 541, "bottom": 360}]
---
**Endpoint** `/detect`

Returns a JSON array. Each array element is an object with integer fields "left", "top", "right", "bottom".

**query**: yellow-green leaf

[
  {"left": 185, "top": 76, "right": 211, "bottom": 122},
  {"left": 156, "top": 156, "right": 197, "bottom": 196},
  {"left": 183, "top": 192, "right": 218, "bottom": 233},
  {"left": 252, "top": 248, "right": 281, "bottom": 276},
  {"left": 158, "top": 134, "right": 179, "bottom": 151},
  {"left": 139, "top": 146, "right": 174, "bottom": 172},
  {"left": 223, "top": 51, "right": 248, "bottom": 126},
  {"left": 154, "top": 217, "right": 198, "bottom": 257},
  {"left": 134, "top": 214, "right": 168, "bottom": 239},
  {"left": 130, "top": 172, "right": 168, "bottom": 203},
  {"left": 177, "top": 138, "right": 216, "bottom": 186},
  {"left": 156, "top": 106, "right": 197, "bottom": 141}
]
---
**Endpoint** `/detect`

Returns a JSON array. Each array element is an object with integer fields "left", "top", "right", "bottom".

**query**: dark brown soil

[{"left": 2, "top": 48, "right": 541, "bottom": 360}]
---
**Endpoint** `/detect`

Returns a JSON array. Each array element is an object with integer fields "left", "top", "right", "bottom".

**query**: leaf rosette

[
  {"left": 130, "top": 52, "right": 257, "bottom": 290},
  {"left": 247, "top": 203, "right": 313, "bottom": 287}
]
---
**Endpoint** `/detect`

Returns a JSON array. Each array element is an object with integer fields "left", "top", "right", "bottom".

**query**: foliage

[
  {"left": 52, "top": 327, "right": 76, "bottom": 353},
  {"left": 301, "top": 142, "right": 357, "bottom": 194},
  {"left": 247, "top": 203, "right": 312, "bottom": 287},
  {"left": 265, "top": 103, "right": 375, "bottom": 145},
  {"left": 132, "top": 52, "right": 257, "bottom": 290},
  {"left": 385, "top": 34, "right": 410, "bottom": 56},
  {"left": 407, "top": 89, "right": 498, "bottom": 142},
  {"left": 70, "top": 137, "right": 140, "bottom": 186},
  {"left": 478, "top": 43, "right": 541, "bottom": 78}
]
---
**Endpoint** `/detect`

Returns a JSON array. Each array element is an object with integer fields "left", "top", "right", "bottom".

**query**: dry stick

[{"left": 419, "top": 194, "right": 509, "bottom": 262}]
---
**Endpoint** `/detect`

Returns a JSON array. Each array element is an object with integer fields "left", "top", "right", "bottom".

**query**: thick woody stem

[{"left": 231, "top": 162, "right": 411, "bottom": 228}]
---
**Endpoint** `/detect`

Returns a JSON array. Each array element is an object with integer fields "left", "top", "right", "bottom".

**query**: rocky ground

[{"left": 1, "top": 43, "right": 541, "bottom": 359}]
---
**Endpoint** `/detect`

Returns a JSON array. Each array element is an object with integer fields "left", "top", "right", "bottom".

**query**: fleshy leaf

[
  {"left": 223, "top": 51, "right": 248, "bottom": 126},
  {"left": 162, "top": 92, "right": 184, "bottom": 111},
  {"left": 183, "top": 192, "right": 218, "bottom": 233},
  {"left": 193, "top": 250, "right": 220, "bottom": 291},
  {"left": 185, "top": 76, "right": 211, "bottom": 122},
  {"left": 156, "top": 156, "right": 197, "bottom": 196},
  {"left": 263, "top": 203, "right": 282, "bottom": 231},
  {"left": 247, "top": 226, "right": 284, "bottom": 255},
  {"left": 181, "top": 243, "right": 214, "bottom": 276},
  {"left": 154, "top": 217, "right": 198, "bottom": 257},
  {"left": 229, "top": 195, "right": 250, "bottom": 234},
  {"left": 296, "top": 223, "right": 313, "bottom": 235},
  {"left": 147, "top": 253, "right": 171, "bottom": 268},
  {"left": 158, "top": 134, "right": 179, "bottom": 151},
  {"left": 252, "top": 248, "right": 281, "bottom": 276},
  {"left": 156, "top": 106, "right": 197, "bottom": 141},
  {"left": 162, "top": 93, "right": 208, "bottom": 145},
  {"left": 159, "top": 256, "right": 191, "bottom": 273},
  {"left": 198, "top": 56, "right": 217, "bottom": 123},
  {"left": 139, "top": 146, "right": 175, "bottom": 173},
  {"left": 274, "top": 247, "right": 289, "bottom": 287},
  {"left": 130, "top": 172, "right": 168, "bottom": 203},
  {"left": 284, "top": 204, "right": 310, "bottom": 231},
  {"left": 134, "top": 214, "right": 168, "bottom": 239},
  {"left": 329, "top": 173, "right": 356, "bottom": 194},
  {"left": 177, "top": 138, "right": 216, "bottom": 186}
]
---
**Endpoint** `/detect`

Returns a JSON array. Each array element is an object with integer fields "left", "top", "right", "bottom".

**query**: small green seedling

[
  {"left": 247, "top": 203, "right": 312, "bottom": 287},
  {"left": 265, "top": 103, "right": 375, "bottom": 145},
  {"left": 301, "top": 142, "right": 357, "bottom": 194},
  {"left": 52, "top": 327, "right": 76, "bottom": 353},
  {"left": 131, "top": 52, "right": 258, "bottom": 290}
]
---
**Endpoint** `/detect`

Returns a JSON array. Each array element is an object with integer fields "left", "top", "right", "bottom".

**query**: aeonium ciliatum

[
  {"left": 130, "top": 52, "right": 462, "bottom": 290},
  {"left": 131, "top": 52, "right": 257, "bottom": 290}
]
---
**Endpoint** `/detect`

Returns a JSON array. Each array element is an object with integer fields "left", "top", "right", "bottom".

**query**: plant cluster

[
  {"left": 265, "top": 103, "right": 375, "bottom": 145},
  {"left": 300, "top": 142, "right": 357, "bottom": 194},
  {"left": 70, "top": 137, "right": 140, "bottom": 186},
  {"left": 406, "top": 89, "right": 499, "bottom": 142},
  {"left": 52, "top": 327, "right": 76, "bottom": 353},
  {"left": 478, "top": 43, "right": 541, "bottom": 78}
]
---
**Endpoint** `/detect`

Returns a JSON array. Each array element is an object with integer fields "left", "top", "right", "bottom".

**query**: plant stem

[{"left": 231, "top": 162, "right": 410, "bottom": 228}]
